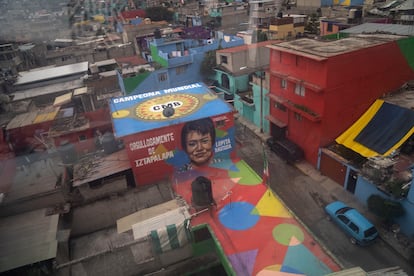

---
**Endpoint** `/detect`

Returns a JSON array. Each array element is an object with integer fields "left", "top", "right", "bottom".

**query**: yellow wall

[{"left": 269, "top": 24, "right": 304, "bottom": 40}]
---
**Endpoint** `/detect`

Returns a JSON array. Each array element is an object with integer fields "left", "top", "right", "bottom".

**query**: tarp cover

[{"left": 336, "top": 99, "right": 414, "bottom": 157}]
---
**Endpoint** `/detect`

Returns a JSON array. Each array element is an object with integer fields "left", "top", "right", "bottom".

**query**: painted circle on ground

[
  {"left": 112, "top": 109, "right": 130, "bottom": 118},
  {"left": 272, "top": 223, "right": 304, "bottom": 246},
  {"left": 218, "top": 201, "right": 259, "bottom": 230}
]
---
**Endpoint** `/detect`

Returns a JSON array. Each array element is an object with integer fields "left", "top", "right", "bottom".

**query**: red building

[{"left": 266, "top": 35, "right": 414, "bottom": 165}]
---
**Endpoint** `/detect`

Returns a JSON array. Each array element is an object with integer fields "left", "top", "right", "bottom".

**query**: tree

[
  {"left": 257, "top": 30, "right": 268, "bottom": 42},
  {"left": 145, "top": 7, "right": 174, "bottom": 22},
  {"left": 200, "top": 50, "right": 217, "bottom": 78},
  {"left": 305, "top": 13, "right": 320, "bottom": 35},
  {"left": 367, "top": 194, "right": 405, "bottom": 222}
]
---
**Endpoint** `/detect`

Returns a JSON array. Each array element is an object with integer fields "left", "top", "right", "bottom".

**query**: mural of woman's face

[{"left": 185, "top": 130, "right": 213, "bottom": 166}]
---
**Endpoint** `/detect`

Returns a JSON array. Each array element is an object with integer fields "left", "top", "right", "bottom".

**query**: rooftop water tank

[
  {"left": 191, "top": 176, "right": 214, "bottom": 208},
  {"left": 102, "top": 132, "right": 118, "bottom": 154}
]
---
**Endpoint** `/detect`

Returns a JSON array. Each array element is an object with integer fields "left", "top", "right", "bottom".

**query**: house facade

[
  {"left": 322, "top": 88, "right": 414, "bottom": 237},
  {"left": 122, "top": 31, "right": 244, "bottom": 94},
  {"left": 266, "top": 35, "right": 414, "bottom": 166},
  {"left": 213, "top": 41, "right": 277, "bottom": 133},
  {"left": 268, "top": 15, "right": 307, "bottom": 40}
]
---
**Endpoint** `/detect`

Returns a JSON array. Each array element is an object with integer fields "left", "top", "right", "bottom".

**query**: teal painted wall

[
  {"left": 235, "top": 82, "right": 269, "bottom": 133},
  {"left": 253, "top": 82, "right": 270, "bottom": 134},
  {"left": 214, "top": 70, "right": 269, "bottom": 133}
]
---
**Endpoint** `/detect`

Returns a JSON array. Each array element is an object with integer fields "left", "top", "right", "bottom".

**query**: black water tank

[
  {"left": 192, "top": 176, "right": 214, "bottom": 207},
  {"left": 58, "top": 141, "right": 77, "bottom": 164},
  {"left": 101, "top": 132, "right": 118, "bottom": 154},
  {"left": 154, "top": 28, "right": 161, "bottom": 39}
]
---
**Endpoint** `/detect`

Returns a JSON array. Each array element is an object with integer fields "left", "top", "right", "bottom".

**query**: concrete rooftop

[{"left": 267, "top": 34, "right": 406, "bottom": 60}]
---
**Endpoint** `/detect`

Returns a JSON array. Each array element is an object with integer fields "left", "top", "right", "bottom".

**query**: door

[
  {"left": 319, "top": 150, "right": 347, "bottom": 187},
  {"left": 346, "top": 169, "right": 357, "bottom": 194}
]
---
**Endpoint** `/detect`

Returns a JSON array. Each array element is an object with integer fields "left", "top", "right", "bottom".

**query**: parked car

[
  {"left": 266, "top": 137, "right": 304, "bottom": 164},
  {"left": 325, "top": 201, "right": 379, "bottom": 245}
]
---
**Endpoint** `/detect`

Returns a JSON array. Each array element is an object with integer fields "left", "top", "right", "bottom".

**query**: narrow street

[{"left": 235, "top": 120, "right": 414, "bottom": 275}]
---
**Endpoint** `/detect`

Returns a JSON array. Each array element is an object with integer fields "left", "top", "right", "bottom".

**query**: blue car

[{"left": 325, "top": 201, "right": 379, "bottom": 245}]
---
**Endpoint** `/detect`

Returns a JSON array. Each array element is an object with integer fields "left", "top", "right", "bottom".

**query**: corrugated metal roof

[
  {"left": 93, "top": 59, "right": 117, "bottom": 67},
  {"left": 15, "top": 62, "right": 88, "bottom": 86},
  {"left": 341, "top": 23, "right": 414, "bottom": 36},
  {"left": 391, "top": 0, "right": 414, "bottom": 11},
  {"left": 11, "top": 79, "right": 84, "bottom": 101},
  {"left": 53, "top": 91, "right": 73, "bottom": 106},
  {"left": 72, "top": 149, "right": 131, "bottom": 187},
  {"left": 73, "top": 87, "right": 88, "bottom": 96},
  {"left": 0, "top": 209, "right": 59, "bottom": 273},
  {"left": 6, "top": 106, "right": 60, "bottom": 129}
]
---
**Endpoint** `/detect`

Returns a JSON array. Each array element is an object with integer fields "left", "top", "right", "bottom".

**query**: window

[
  {"left": 294, "top": 112, "right": 302, "bottom": 121},
  {"left": 338, "top": 215, "right": 350, "bottom": 225},
  {"left": 281, "top": 79, "right": 287, "bottom": 89},
  {"left": 176, "top": 65, "right": 186, "bottom": 75},
  {"left": 158, "top": 72, "right": 168, "bottom": 82},
  {"left": 79, "top": 134, "right": 87, "bottom": 141},
  {"left": 295, "top": 83, "right": 305, "bottom": 96},
  {"left": 349, "top": 222, "right": 359, "bottom": 233},
  {"left": 216, "top": 119, "right": 225, "bottom": 127},
  {"left": 327, "top": 23, "right": 333, "bottom": 32},
  {"left": 220, "top": 55, "right": 228, "bottom": 65},
  {"left": 275, "top": 102, "right": 286, "bottom": 112}
]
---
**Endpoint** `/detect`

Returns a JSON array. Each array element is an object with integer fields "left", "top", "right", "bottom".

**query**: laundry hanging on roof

[{"left": 150, "top": 219, "right": 192, "bottom": 254}]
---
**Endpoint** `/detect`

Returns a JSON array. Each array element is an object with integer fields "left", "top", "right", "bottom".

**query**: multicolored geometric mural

[{"left": 173, "top": 159, "right": 341, "bottom": 276}]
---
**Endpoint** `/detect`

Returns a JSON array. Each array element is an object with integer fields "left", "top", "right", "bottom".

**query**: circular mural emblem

[{"left": 135, "top": 94, "right": 199, "bottom": 120}]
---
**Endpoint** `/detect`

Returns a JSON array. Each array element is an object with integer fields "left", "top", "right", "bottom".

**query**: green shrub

[{"left": 367, "top": 194, "right": 405, "bottom": 220}]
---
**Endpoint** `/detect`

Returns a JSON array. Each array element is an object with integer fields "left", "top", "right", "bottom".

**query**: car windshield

[
  {"left": 335, "top": 206, "right": 353, "bottom": 215},
  {"left": 364, "top": 226, "right": 378, "bottom": 238}
]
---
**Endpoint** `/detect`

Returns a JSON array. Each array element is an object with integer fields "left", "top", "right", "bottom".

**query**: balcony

[
  {"left": 237, "top": 91, "right": 254, "bottom": 106},
  {"left": 168, "top": 53, "right": 193, "bottom": 67},
  {"left": 287, "top": 102, "right": 321, "bottom": 122}
]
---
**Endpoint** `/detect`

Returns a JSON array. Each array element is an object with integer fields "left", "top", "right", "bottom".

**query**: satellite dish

[{"left": 162, "top": 106, "right": 175, "bottom": 118}]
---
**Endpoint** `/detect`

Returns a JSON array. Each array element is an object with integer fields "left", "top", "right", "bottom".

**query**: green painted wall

[
  {"left": 323, "top": 32, "right": 349, "bottom": 40},
  {"left": 150, "top": 44, "right": 168, "bottom": 68},
  {"left": 397, "top": 37, "right": 414, "bottom": 71},
  {"left": 190, "top": 224, "right": 235, "bottom": 275},
  {"left": 123, "top": 71, "right": 151, "bottom": 94}
]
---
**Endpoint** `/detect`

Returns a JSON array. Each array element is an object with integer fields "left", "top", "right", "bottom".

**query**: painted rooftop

[
  {"left": 336, "top": 98, "right": 414, "bottom": 157},
  {"left": 110, "top": 82, "right": 233, "bottom": 138},
  {"left": 172, "top": 157, "right": 341, "bottom": 275}
]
